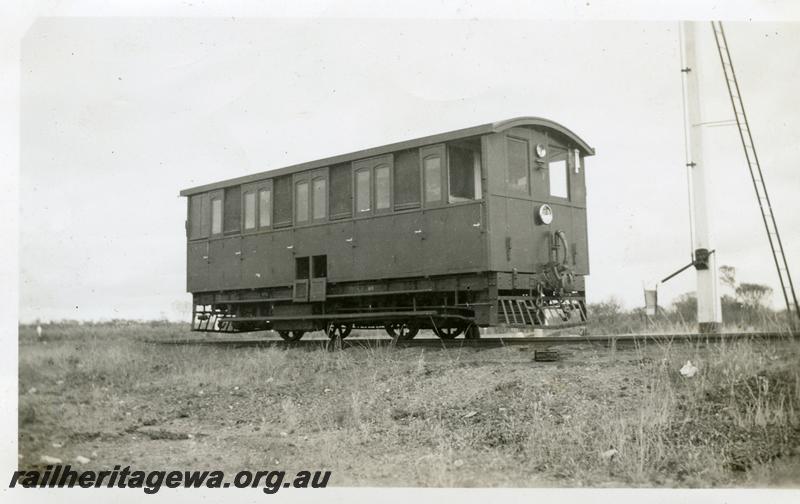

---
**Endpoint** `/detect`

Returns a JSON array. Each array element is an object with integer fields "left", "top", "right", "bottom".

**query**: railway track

[{"left": 148, "top": 330, "right": 797, "bottom": 351}]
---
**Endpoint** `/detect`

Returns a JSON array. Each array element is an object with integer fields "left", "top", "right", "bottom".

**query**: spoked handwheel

[
  {"left": 384, "top": 321, "right": 420, "bottom": 341},
  {"left": 326, "top": 322, "right": 353, "bottom": 340},
  {"left": 278, "top": 330, "right": 306, "bottom": 342},
  {"left": 432, "top": 321, "right": 466, "bottom": 340}
]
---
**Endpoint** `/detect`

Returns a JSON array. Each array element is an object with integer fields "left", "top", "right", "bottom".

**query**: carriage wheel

[
  {"left": 384, "top": 321, "right": 420, "bottom": 340},
  {"left": 278, "top": 330, "right": 305, "bottom": 342},
  {"left": 463, "top": 324, "right": 481, "bottom": 340},
  {"left": 432, "top": 322, "right": 466, "bottom": 340},
  {"left": 326, "top": 322, "right": 352, "bottom": 340}
]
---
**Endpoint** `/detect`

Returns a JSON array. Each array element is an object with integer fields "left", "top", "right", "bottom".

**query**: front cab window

[
  {"left": 549, "top": 148, "right": 569, "bottom": 199},
  {"left": 506, "top": 137, "right": 529, "bottom": 194}
]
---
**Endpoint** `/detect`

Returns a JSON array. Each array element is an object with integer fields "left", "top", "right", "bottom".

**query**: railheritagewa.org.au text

[{"left": 10, "top": 464, "right": 331, "bottom": 494}]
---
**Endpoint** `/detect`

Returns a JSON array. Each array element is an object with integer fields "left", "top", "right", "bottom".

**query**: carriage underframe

[{"left": 190, "top": 273, "right": 586, "bottom": 341}]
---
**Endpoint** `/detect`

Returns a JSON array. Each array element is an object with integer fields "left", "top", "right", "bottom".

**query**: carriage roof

[{"left": 179, "top": 116, "right": 594, "bottom": 197}]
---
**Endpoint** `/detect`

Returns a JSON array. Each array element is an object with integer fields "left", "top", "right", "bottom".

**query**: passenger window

[
  {"left": 243, "top": 191, "right": 256, "bottom": 230},
  {"left": 353, "top": 155, "right": 392, "bottom": 215},
  {"left": 200, "top": 195, "right": 211, "bottom": 237},
  {"left": 273, "top": 175, "right": 293, "bottom": 228},
  {"left": 211, "top": 197, "right": 222, "bottom": 235},
  {"left": 295, "top": 181, "right": 309, "bottom": 223},
  {"left": 448, "top": 144, "right": 482, "bottom": 202},
  {"left": 423, "top": 156, "right": 442, "bottom": 203},
  {"left": 330, "top": 163, "right": 353, "bottom": 219},
  {"left": 507, "top": 137, "right": 529, "bottom": 193},
  {"left": 549, "top": 159, "right": 568, "bottom": 198},
  {"left": 259, "top": 188, "right": 272, "bottom": 227},
  {"left": 355, "top": 168, "right": 371, "bottom": 213},
  {"left": 312, "top": 255, "right": 327, "bottom": 278},
  {"left": 374, "top": 165, "right": 390, "bottom": 210},
  {"left": 393, "top": 149, "right": 420, "bottom": 209},
  {"left": 295, "top": 257, "right": 310, "bottom": 280},
  {"left": 312, "top": 177, "right": 327, "bottom": 220},
  {"left": 189, "top": 195, "right": 204, "bottom": 239},
  {"left": 223, "top": 186, "right": 241, "bottom": 234}
]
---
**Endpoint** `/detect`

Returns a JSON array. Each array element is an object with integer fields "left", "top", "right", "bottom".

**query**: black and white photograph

[{"left": 3, "top": 1, "right": 800, "bottom": 502}]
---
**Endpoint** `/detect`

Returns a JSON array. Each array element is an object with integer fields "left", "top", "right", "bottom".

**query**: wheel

[
  {"left": 326, "top": 322, "right": 352, "bottom": 340},
  {"left": 464, "top": 324, "right": 481, "bottom": 340},
  {"left": 432, "top": 322, "right": 466, "bottom": 340},
  {"left": 278, "top": 330, "right": 305, "bottom": 342},
  {"left": 384, "top": 321, "right": 420, "bottom": 340}
]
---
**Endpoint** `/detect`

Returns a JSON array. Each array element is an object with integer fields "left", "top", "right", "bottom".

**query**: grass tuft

[{"left": 16, "top": 321, "right": 800, "bottom": 487}]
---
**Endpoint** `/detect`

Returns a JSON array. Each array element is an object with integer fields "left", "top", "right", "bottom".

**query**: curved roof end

[{"left": 491, "top": 116, "right": 595, "bottom": 156}]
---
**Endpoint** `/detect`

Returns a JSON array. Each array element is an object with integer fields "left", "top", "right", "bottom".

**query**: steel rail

[{"left": 147, "top": 331, "right": 797, "bottom": 350}]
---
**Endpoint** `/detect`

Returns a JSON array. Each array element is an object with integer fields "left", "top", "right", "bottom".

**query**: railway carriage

[{"left": 180, "top": 117, "right": 595, "bottom": 340}]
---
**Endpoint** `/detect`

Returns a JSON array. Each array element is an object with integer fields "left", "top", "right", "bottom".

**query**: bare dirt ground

[{"left": 17, "top": 322, "right": 800, "bottom": 487}]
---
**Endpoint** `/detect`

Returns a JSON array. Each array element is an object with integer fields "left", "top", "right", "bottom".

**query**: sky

[{"left": 16, "top": 15, "right": 800, "bottom": 322}]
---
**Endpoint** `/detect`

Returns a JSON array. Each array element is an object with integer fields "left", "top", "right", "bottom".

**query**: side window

[
  {"left": 353, "top": 154, "right": 394, "bottom": 216},
  {"left": 355, "top": 168, "right": 371, "bottom": 214},
  {"left": 295, "top": 256, "right": 310, "bottom": 280},
  {"left": 273, "top": 175, "right": 293, "bottom": 228},
  {"left": 394, "top": 149, "right": 420, "bottom": 210},
  {"left": 200, "top": 194, "right": 210, "bottom": 237},
  {"left": 330, "top": 163, "right": 352, "bottom": 219},
  {"left": 189, "top": 194, "right": 205, "bottom": 239},
  {"left": 293, "top": 168, "right": 328, "bottom": 225},
  {"left": 507, "top": 137, "right": 529, "bottom": 194},
  {"left": 374, "top": 165, "right": 391, "bottom": 211},
  {"left": 353, "top": 155, "right": 392, "bottom": 215},
  {"left": 223, "top": 186, "right": 241, "bottom": 234},
  {"left": 312, "top": 255, "right": 327, "bottom": 278},
  {"left": 243, "top": 191, "right": 256, "bottom": 230},
  {"left": 420, "top": 144, "right": 446, "bottom": 207},
  {"left": 242, "top": 180, "right": 272, "bottom": 231},
  {"left": 423, "top": 157, "right": 441, "bottom": 203},
  {"left": 210, "top": 197, "right": 222, "bottom": 235},
  {"left": 295, "top": 180, "right": 309, "bottom": 223},
  {"left": 549, "top": 148, "right": 569, "bottom": 199},
  {"left": 312, "top": 177, "right": 327, "bottom": 220},
  {"left": 259, "top": 188, "right": 272, "bottom": 227},
  {"left": 447, "top": 142, "right": 482, "bottom": 202}
]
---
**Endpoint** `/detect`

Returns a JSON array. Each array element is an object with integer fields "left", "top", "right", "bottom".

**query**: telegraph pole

[{"left": 679, "top": 21, "right": 723, "bottom": 332}]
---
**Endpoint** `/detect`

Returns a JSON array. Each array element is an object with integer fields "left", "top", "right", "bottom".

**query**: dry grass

[{"left": 17, "top": 321, "right": 800, "bottom": 487}]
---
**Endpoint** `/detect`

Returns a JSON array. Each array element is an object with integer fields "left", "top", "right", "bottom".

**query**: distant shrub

[{"left": 585, "top": 288, "right": 792, "bottom": 334}]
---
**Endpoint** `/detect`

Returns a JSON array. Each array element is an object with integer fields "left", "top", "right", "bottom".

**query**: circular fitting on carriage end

[{"left": 536, "top": 204, "right": 553, "bottom": 225}]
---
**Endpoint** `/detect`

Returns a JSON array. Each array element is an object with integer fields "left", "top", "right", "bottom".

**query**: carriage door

[
  {"left": 293, "top": 257, "right": 310, "bottom": 302},
  {"left": 309, "top": 255, "right": 327, "bottom": 302}
]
